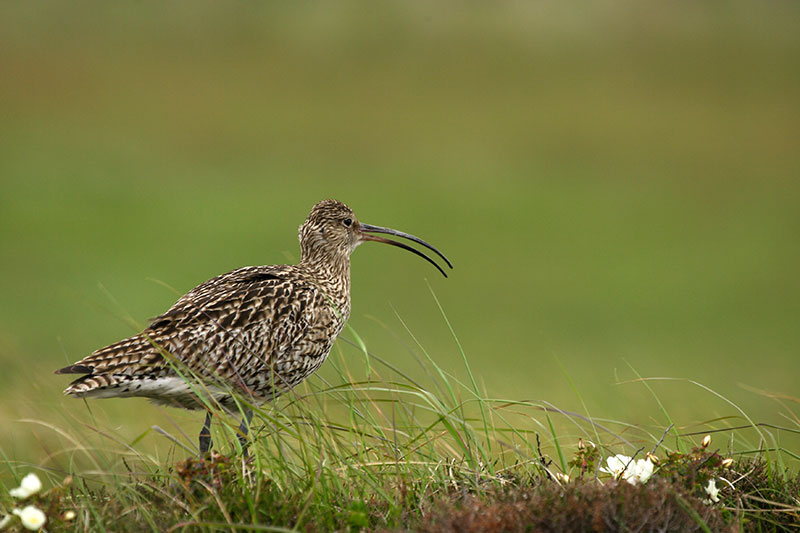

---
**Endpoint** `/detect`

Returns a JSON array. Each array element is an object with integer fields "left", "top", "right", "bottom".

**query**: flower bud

[
  {"left": 721, "top": 458, "right": 734, "bottom": 468},
  {"left": 645, "top": 452, "right": 660, "bottom": 465},
  {"left": 701, "top": 435, "right": 712, "bottom": 448}
]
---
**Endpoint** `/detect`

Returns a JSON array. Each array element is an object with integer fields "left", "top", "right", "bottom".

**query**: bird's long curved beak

[{"left": 359, "top": 223, "right": 453, "bottom": 278}]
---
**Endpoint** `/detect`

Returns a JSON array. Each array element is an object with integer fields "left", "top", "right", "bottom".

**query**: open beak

[{"left": 359, "top": 223, "right": 453, "bottom": 278}]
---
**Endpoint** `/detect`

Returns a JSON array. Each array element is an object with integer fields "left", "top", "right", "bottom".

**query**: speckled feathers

[{"left": 56, "top": 199, "right": 451, "bottom": 413}]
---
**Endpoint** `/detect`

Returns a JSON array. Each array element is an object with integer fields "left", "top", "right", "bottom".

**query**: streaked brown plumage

[{"left": 56, "top": 199, "right": 452, "bottom": 453}]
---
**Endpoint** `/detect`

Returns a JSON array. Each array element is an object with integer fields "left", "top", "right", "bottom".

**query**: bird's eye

[{"left": 343, "top": 218, "right": 353, "bottom": 227}]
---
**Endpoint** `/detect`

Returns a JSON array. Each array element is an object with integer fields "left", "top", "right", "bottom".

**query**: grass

[
  {"left": 1, "top": 2, "right": 799, "bottom": 530},
  {"left": 2, "top": 304, "right": 799, "bottom": 531}
]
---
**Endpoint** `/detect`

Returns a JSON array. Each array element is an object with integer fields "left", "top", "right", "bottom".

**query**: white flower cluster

[
  {"left": 2, "top": 473, "right": 47, "bottom": 531},
  {"left": 600, "top": 454, "right": 655, "bottom": 485},
  {"left": 9, "top": 474, "right": 42, "bottom": 500}
]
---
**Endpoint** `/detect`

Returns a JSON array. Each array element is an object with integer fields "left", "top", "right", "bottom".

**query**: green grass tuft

[{"left": 2, "top": 315, "right": 798, "bottom": 531}]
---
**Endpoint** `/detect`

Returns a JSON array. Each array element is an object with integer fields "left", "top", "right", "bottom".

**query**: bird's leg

[
  {"left": 199, "top": 411, "right": 213, "bottom": 455},
  {"left": 237, "top": 408, "right": 254, "bottom": 453}
]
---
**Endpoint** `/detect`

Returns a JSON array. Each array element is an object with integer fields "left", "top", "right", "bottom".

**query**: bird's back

[{"left": 57, "top": 264, "right": 349, "bottom": 409}]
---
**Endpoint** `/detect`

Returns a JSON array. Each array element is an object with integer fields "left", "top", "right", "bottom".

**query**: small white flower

[
  {"left": 63, "top": 510, "right": 76, "bottom": 521},
  {"left": 600, "top": 454, "right": 654, "bottom": 485},
  {"left": 703, "top": 478, "right": 720, "bottom": 504},
  {"left": 630, "top": 458, "right": 654, "bottom": 484},
  {"left": 600, "top": 454, "right": 632, "bottom": 479},
  {"left": 9, "top": 473, "right": 42, "bottom": 499},
  {"left": 0, "top": 514, "right": 12, "bottom": 529},
  {"left": 12, "top": 506, "right": 47, "bottom": 531}
]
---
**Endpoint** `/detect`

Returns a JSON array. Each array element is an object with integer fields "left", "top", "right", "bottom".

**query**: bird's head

[{"left": 298, "top": 199, "right": 452, "bottom": 277}]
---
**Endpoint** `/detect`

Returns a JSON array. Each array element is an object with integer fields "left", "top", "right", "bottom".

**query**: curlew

[{"left": 56, "top": 199, "right": 452, "bottom": 453}]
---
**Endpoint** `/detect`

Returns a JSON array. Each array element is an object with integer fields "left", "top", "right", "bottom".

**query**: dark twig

[{"left": 651, "top": 423, "right": 674, "bottom": 455}]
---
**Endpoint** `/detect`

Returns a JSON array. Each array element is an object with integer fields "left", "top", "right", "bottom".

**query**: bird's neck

[{"left": 300, "top": 255, "right": 352, "bottom": 314}]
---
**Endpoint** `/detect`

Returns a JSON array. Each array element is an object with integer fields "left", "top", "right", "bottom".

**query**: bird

[{"left": 56, "top": 199, "right": 452, "bottom": 454}]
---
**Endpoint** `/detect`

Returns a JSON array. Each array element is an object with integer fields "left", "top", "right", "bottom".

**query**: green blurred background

[{"left": 1, "top": 2, "right": 799, "bottom": 466}]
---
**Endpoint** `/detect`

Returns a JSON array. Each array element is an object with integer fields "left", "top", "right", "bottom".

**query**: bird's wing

[{"left": 56, "top": 265, "right": 318, "bottom": 394}]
